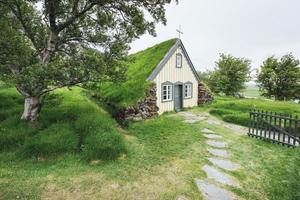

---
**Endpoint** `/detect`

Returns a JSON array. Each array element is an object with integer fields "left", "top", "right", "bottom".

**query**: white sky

[{"left": 130, "top": 0, "right": 300, "bottom": 72}]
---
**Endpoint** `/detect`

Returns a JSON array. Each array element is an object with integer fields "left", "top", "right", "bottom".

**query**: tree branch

[
  {"left": 46, "top": 0, "right": 57, "bottom": 31},
  {"left": 56, "top": 2, "right": 96, "bottom": 32},
  {"left": 9, "top": 3, "right": 39, "bottom": 50}
]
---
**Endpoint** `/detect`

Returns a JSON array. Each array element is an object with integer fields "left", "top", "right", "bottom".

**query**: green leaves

[
  {"left": 257, "top": 53, "right": 300, "bottom": 100},
  {"left": 208, "top": 54, "right": 251, "bottom": 96}
]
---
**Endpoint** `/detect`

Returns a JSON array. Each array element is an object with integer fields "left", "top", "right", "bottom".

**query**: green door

[{"left": 174, "top": 85, "right": 183, "bottom": 111}]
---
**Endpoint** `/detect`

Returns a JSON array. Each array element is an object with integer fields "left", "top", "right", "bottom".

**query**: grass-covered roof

[{"left": 100, "top": 38, "right": 177, "bottom": 107}]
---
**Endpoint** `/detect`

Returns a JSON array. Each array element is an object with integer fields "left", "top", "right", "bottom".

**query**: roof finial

[{"left": 176, "top": 25, "right": 183, "bottom": 39}]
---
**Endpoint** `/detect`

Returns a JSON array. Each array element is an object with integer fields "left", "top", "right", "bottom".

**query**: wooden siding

[{"left": 154, "top": 46, "right": 198, "bottom": 114}]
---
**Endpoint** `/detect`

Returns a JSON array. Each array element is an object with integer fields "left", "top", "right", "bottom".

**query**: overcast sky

[{"left": 130, "top": 0, "right": 300, "bottom": 73}]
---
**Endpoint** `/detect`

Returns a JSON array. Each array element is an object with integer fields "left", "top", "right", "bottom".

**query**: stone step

[
  {"left": 202, "top": 165, "right": 239, "bottom": 187},
  {"left": 204, "top": 134, "right": 223, "bottom": 139},
  {"left": 207, "top": 140, "right": 228, "bottom": 148},
  {"left": 208, "top": 158, "right": 240, "bottom": 171},
  {"left": 207, "top": 148, "right": 230, "bottom": 158},
  {"left": 195, "top": 179, "right": 238, "bottom": 200}
]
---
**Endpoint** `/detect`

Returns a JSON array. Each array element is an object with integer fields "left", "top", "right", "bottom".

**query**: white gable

[{"left": 153, "top": 44, "right": 199, "bottom": 114}]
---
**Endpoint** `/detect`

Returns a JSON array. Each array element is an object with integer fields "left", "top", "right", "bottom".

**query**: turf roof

[{"left": 101, "top": 38, "right": 178, "bottom": 107}]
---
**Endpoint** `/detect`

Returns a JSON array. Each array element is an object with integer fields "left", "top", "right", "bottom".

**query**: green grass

[
  {"left": 243, "top": 86, "right": 261, "bottom": 98},
  {"left": 0, "top": 87, "right": 127, "bottom": 161},
  {"left": 0, "top": 87, "right": 208, "bottom": 199},
  {"left": 1, "top": 87, "right": 299, "bottom": 199},
  {"left": 189, "top": 113, "right": 300, "bottom": 200},
  {"left": 198, "top": 96, "right": 300, "bottom": 126},
  {"left": 99, "top": 39, "right": 177, "bottom": 108}
]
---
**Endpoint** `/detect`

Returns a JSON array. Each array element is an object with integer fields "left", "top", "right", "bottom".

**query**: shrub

[
  {"left": 21, "top": 123, "right": 77, "bottom": 158},
  {"left": 82, "top": 130, "right": 127, "bottom": 161}
]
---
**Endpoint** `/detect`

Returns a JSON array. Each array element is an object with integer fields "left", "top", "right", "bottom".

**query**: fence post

[{"left": 269, "top": 111, "right": 272, "bottom": 139}]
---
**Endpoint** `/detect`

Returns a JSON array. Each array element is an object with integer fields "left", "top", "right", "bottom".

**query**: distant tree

[
  {"left": 209, "top": 54, "right": 251, "bottom": 96},
  {"left": 257, "top": 54, "right": 300, "bottom": 101},
  {"left": 197, "top": 70, "right": 212, "bottom": 85},
  {"left": 0, "top": 0, "right": 176, "bottom": 121}
]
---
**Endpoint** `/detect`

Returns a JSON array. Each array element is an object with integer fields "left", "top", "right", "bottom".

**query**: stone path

[
  {"left": 207, "top": 148, "right": 230, "bottom": 158},
  {"left": 178, "top": 111, "right": 242, "bottom": 200},
  {"left": 195, "top": 179, "right": 237, "bottom": 200},
  {"left": 207, "top": 140, "right": 228, "bottom": 148}
]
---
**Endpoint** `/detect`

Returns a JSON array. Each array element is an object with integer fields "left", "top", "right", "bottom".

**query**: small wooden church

[{"left": 100, "top": 38, "right": 212, "bottom": 121}]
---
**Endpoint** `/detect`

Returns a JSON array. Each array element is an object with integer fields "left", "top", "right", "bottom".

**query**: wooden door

[{"left": 174, "top": 85, "right": 183, "bottom": 111}]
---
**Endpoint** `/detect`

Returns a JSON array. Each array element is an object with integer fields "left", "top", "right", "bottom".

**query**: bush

[
  {"left": 82, "top": 130, "right": 127, "bottom": 161},
  {"left": 21, "top": 123, "right": 77, "bottom": 158}
]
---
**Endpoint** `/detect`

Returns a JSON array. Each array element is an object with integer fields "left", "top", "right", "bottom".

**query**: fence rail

[{"left": 248, "top": 109, "right": 300, "bottom": 147}]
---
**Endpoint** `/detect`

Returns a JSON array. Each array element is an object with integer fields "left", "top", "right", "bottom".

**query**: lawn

[
  {"left": 243, "top": 86, "right": 261, "bottom": 98},
  {"left": 0, "top": 87, "right": 299, "bottom": 200},
  {"left": 199, "top": 96, "right": 300, "bottom": 127},
  {"left": 0, "top": 87, "right": 207, "bottom": 199}
]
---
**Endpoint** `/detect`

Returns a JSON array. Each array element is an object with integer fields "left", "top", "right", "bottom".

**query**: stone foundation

[
  {"left": 117, "top": 85, "right": 159, "bottom": 121},
  {"left": 198, "top": 83, "right": 213, "bottom": 105}
]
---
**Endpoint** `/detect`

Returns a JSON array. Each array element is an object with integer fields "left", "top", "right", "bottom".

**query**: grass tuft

[{"left": 21, "top": 123, "right": 77, "bottom": 158}]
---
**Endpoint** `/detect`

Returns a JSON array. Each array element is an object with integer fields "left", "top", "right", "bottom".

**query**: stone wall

[
  {"left": 117, "top": 85, "right": 159, "bottom": 121},
  {"left": 198, "top": 83, "right": 213, "bottom": 105}
]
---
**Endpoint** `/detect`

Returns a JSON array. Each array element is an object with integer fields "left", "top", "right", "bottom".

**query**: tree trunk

[
  {"left": 21, "top": 97, "right": 41, "bottom": 121},
  {"left": 19, "top": 31, "right": 57, "bottom": 121},
  {"left": 41, "top": 31, "right": 57, "bottom": 64}
]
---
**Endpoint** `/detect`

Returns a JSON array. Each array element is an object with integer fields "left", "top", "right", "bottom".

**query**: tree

[
  {"left": 0, "top": 0, "right": 176, "bottom": 121},
  {"left": 197, "top": 70, "right": 212, "bottom": 85},
  {"left": 209, "top": 54, "right": 250, "bottom": 96},
  {"left": 257, "top": 54, "right": 300, "bottom": 101}
]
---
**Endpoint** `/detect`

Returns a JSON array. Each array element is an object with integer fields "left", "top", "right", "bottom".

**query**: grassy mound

[
  {"left": 99, "top": 39, "right": 177, "bottom": 108},
  {"left": 0, "top": 87, "right": 127, "bottom": 161},
  {"left": 21, "top": 123, "right": 77, "bottom": 158},
  {"left": 205, "top": 96, "right": 300, "bottom": 126}
]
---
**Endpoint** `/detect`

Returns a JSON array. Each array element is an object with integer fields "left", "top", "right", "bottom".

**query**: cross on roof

[{"left": 176, "top": 25, "right": 183, "bottom": 39}]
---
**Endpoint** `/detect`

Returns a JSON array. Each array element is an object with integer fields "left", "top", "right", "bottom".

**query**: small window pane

[
  {"left": 184, "top": 84, "right": 192, "bottom": 98},
  {"left": 162, "top": 84, "right": 173, "bottom": 101},
  {"left": 176, "top": 54, "right": 182, "bottom": 67}
]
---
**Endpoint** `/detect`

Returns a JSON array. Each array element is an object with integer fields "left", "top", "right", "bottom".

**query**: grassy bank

[
  {"left": 0, "top": 87, "right": 207, "bottom": 199},
  {"left": 0, "top": 87, "right": 299, "bottom": 199},
  {"left": 198, "top": 96, "right": 300, "bottom": 126}
]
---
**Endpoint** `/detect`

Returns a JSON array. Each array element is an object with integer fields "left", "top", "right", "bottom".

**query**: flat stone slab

[
  {"left": 179, "top": 112, "right": 207, "bottom": 123},
  {"left": 207, "top": 148, "right": 230, "bottom": 158},
  {"left": 184, "top": 119, "right": 199, "bottom": 124},
  {"left": 195, "top": 179, "right": 237, "bottom": 200},
  {"left": 207, "top": 119, "right": 221, "bottom": 125},
  {"left": 202, "top": 165, "right": 239, "bottom": 187},
  {"left": 207, "top": 140, "right": 228, "bottom": 148},
  {"left": 202, "top": 128, "right": 216, "bottom": 134},
  {"left": 203, "top": 134, "right": 223, "bottom": 139},
  {"left": 208, "top": 158, "right": 240, "bottom": 171}
]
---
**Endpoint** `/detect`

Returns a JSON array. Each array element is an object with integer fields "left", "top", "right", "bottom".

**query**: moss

[{"left": 100, "top": 38, "right": 177, "bottom": 108}]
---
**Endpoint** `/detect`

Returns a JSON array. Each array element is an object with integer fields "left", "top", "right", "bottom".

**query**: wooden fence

[{"left": 248, "top": 110, "right": 300, "bottom": 147}]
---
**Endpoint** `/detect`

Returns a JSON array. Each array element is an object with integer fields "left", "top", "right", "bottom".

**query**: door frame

[{"left": 174, "top": 82, "right": 183, "bottom": 112}]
